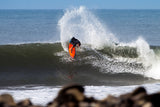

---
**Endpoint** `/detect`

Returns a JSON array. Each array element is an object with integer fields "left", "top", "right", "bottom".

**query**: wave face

[{"left": 0, "top": 43, "right": 160, "bottom": 86}]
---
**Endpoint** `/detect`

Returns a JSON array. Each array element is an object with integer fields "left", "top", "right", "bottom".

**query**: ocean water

[{"left": 0, "top": 7, "right": 160, "bottom": 105}]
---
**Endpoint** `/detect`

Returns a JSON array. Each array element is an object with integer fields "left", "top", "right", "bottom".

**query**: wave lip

[{"left": 0, "top": 43, "right": 63, "bottom": 68}]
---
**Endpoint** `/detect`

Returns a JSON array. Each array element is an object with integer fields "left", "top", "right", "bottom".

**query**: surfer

[{"left": 69, "top": 37, "right": 81, "bottom": 53}]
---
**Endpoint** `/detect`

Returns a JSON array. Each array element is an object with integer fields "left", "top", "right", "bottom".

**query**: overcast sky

[{"left": 0, "top": 0, "right": 160, "bottom": 9}]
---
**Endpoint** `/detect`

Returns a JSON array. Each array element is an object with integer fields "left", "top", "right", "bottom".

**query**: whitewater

[{"left": 1, "top": 84, "right": 160, "bottom": 105}]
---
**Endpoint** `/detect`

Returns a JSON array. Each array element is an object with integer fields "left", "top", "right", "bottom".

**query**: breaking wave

[{"left": 1, "top": 7, "right": 160, "bottom": 86}]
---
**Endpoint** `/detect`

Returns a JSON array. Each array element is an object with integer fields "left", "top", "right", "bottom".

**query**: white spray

[
  {"left": 119, "top": 37, "right": 160, "bottom": 79},
  {"left": 58, "top": 6, "right": 117, "bottom": 51}
]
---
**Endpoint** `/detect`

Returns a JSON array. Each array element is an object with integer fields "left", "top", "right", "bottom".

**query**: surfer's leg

[{"left": 70, "top": 46, "right": 74, "bottom": 53}]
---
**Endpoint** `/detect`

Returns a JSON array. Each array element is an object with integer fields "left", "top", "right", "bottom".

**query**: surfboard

[{"left": 69, "top": 43, "right": 76, "bottom": 58}]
